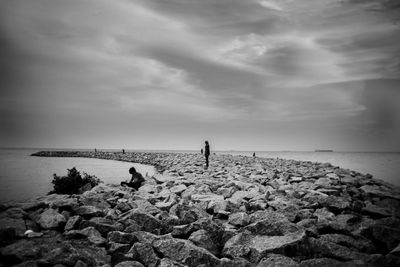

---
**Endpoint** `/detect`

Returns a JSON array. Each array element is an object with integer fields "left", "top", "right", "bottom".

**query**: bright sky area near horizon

[{"left": 1, "top": 0, "right": 400, "bottom": 152}]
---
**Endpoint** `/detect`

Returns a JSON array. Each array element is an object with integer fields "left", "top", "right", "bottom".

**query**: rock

[
  {"left": 309, "top": 236, "right": 375, "bottom": 261},
  {"left": 318, "top": 234, "right": 375, "bottom": 253},
  {"left": 257, "top": 254, "right": 299, "bottom": 266},
  {"left": 191, "top": 193, "right": 224, "bottom": 205},
  {"left": 157, "top": 258, "right": 186, "bottom": 267},
  {"left": 13, "top": 260, "right": 39, "bottom": 267},
  {"left": 107, "top": 242, "right": 130, "bottom": 254},
  {"left": 360, "top": 185, "right": 400, "bottom": 200},
  {"left": 1, "top": 240, "right": 40, "bottom": 263},
  {"left": 188, "top": 229, "right": 219, "bottom": 256},
  {"left": 107, "top": 231, "right": 137, "bottom": 244},
  {"left": 362, "top": 202, "right": 392, "bottom": 218},
  {"left": 152, "top": 237, "right": 220, "bottom": 266},
  {"left": 44, "top": 240, "right": 110, "bottom": 266},
  {"left": 0, "top": 217, "right": 27, "bottom": 241},
  {"left": 37, "top": 208, "right": 66, "bottom": 229},
  {"left": 229, "top": 190, "right": 259, "bottom": 204},
  {"left": 120, "top": 211, "right": 164, "bottom": 234},
  {"left": 390, "top": 243, "right": 400, "bottom": 256},
  {"left": 64, "top": 215, "right": 82, "bottom": 231},
  {"left": 169, "top": 204, "right": 210, "bottom": 224},
  {"left": 132, "top": 242, "right": 159, "bottom": 267},
  {"left": 244, "top": 211, "right": 301, "bottom": 236},
  {"left": 75, "top": 205, "right": 105, "bottom": 219},
  {"left": 65, "top": 226, "right": 106, "bottom": 246},
  {"left": 222, "top": 231, "right": 306, "bottom": 262},
  {"left": 360, "top": 222, "right": 400, "bottom": 252},
  {"left": 83, "top": 217, "right": 121, "bottom": 235},
  {"left": 131, "top": 200, "right": 161, "bottom": 216},
  {"left": 114, "top": 261, "right": 144, "bottom": 267},
  {"left": 299, "top": 258, "right": 355, "bottom": 266},
  {"left": 219, "top": 257, "right": 252, "bottom": 267},
  {"left": 228, "top": 212, "right": 250, "bottom": 227},
  {"left": 170, "top": 184, "right": 188, "bottom": 195}
]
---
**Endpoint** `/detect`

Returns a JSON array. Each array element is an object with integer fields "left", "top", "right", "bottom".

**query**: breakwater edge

[{"left": 1, "top": 150, "right": 400, "bottom": 266}]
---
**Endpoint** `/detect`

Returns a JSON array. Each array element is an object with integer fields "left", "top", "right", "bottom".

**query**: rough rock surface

[{"left": 0, "top": 150, "right": 398, "bottom": 266}]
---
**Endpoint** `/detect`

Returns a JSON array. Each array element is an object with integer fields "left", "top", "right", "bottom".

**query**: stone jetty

[{"left": 1, "top": 151, "right": 400, "bottom": 266}]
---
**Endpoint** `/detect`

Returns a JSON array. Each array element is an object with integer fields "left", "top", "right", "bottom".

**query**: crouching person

[{"left": 121, "top": 166, "right": 145, "bottom": 190}]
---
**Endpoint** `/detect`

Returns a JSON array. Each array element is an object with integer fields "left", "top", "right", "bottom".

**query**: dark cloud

[{"left": 0, "top": 0, "right": 399, "bottom": 150}]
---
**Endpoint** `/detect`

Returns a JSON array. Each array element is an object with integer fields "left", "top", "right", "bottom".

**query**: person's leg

[{"left": 205, "top": 155, "right": 209, "bottom": 168}]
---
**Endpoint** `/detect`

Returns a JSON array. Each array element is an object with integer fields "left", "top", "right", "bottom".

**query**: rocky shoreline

[{"left": 1, "top": 151, "right": 400, "bottom": 266}]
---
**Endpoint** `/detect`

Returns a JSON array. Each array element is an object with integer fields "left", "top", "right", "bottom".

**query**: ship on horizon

[{"left": 315, "top": 149, "right": 333, "bottom": 152}]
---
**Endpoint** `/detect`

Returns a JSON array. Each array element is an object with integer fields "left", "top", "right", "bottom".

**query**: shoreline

[{"left": 0, "top": 150, "right": 399, "bottom": 266}]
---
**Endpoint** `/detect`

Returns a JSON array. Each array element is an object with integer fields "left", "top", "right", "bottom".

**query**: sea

[{"left": 0, "top": 148, "right": 399, "bottom": 203}]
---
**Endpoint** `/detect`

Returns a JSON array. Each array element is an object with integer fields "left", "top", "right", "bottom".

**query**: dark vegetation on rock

[
  {"left": 0, "top": 151, "right": 399, "bottom": 266},
  {"left": 51, "top": 167, "right": 101, "bottom": 195}
]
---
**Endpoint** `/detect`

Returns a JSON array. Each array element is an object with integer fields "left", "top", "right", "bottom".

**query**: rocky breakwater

[{"left": 0, "top": 152, "right": 399, "bottom": 266}]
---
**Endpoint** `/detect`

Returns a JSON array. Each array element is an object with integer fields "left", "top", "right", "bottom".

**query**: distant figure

[
  {"left": 204, "top": 141, "right": 210, "bottom": 168},
  {"left": 201, "top": 148, "right": 203, "bottom": 154},
  {"left": 253, "top": 152, "right": 256, "bottom": 157},
  {"left": 95, "top": 148, "right": 97, "bottom": 152},
  {"left": 122, "top": 149, "right": 125, "bottom": 154},
  {"left": 121, "top": 167, "right": 145, "bottom": 190}
]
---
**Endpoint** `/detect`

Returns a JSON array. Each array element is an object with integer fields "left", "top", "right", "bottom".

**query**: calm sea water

[
  {"left": 0, "top": 148, "right": 399, "bottom": 202},
  {"left": 0, "top": 149, "right": 156, "bottom": 203}
]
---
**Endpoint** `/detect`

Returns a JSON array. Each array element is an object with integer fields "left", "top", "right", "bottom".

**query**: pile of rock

[{"left": 0, "top": 151, "right": 399, "bottom": 266}]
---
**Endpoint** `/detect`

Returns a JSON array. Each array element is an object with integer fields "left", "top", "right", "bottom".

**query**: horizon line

[{"left": 1, "top": 146, "right": 399, "bottom": 153}]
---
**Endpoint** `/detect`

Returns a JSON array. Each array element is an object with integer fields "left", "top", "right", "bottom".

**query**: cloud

[{"left": 0, "top": 0, "right": 399, "bottom": 150}]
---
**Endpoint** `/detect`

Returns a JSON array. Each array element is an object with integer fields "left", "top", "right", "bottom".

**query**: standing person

[
  {"left": 201, "top": 148, "right": 203, "bottom": 154},
  {"left": 204, "top": 141, "right": 210, "bottom": 168}
]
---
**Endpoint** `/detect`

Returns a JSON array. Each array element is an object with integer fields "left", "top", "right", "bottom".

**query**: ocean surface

[
  {"left": 0, "top": 149, "right": 156, "bottom": 203},
  {"left": 0, "top": 148, "right": 399, "bottom": 202}
]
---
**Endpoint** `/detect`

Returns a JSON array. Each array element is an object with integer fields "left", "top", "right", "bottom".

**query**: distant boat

[{"left": 315, "top": 149, "right": 333, "bottom": 152}]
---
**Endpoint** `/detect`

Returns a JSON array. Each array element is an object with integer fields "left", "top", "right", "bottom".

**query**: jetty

[{"left": 0, "top": 150, "right": 399, "bottom": 266}]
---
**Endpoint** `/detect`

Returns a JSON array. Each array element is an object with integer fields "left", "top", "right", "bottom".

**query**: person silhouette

[
  {"left": 121, "top": 166, "right": 145, "bottom": 190},
  {"left": 204, "top": 141, "right": 210, "bottom": 168}
]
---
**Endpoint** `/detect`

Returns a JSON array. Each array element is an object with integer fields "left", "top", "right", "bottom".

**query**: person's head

[
  {"left": 205, "top": 141, "right": 209, "bottom": 145},
  {"left": 129, "top": 167, "right": 136, "bottom": 174}
]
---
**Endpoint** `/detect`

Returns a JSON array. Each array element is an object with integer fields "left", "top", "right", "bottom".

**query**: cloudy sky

[{"left": 1, "top": 0, "right": 399, "bottom": 151}]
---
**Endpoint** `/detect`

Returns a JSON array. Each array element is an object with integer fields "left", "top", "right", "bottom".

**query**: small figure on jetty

[
  {"left": 121, "top": 166, "right": 145, "bottom": 190},
  {"left": 95, "top": 148, "right": 97, "bottom": 153},
  {"left": 201, "top": 148, "right": 203, "bottom": 154},
  {"left": 253, "top": 152, "right": 256, "bottom": 157},
  {"left": 204, "top": 141, "right": 210, "bottom": 168},
  {"left": 122, "top": 149, "right": 125, "bottom": 154}
]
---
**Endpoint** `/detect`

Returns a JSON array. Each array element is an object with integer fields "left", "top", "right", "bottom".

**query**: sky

[{"left": 0, "top": 0, "right": 399, "bottom": 151}]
